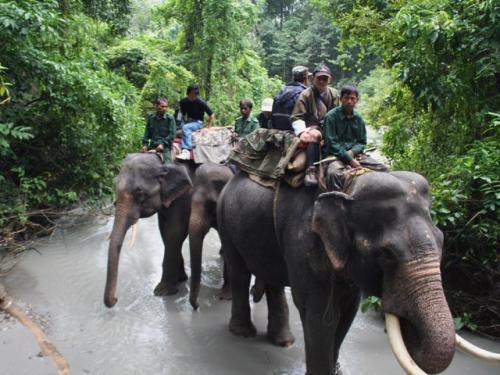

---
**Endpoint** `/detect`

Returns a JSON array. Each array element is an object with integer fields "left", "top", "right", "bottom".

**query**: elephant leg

[
  {"left": 189, "top": 199, "right": 211, "bottom": 310},
  {"left": 154, "top": 210, "right": 188, "bottom": 296},
  {"left": 265, "top": 285, "right": 295, "bottom": 347},
  {"left": 218, "top": 250, "right": 232, "bottom": 301},
  {"left": 333, "top": 280, "right": 361, "bottom": 365},
  {"left": 292, "top": 281, "right": 339, "bottom": 375},
  {"left": 225, "top": 242, "right": 256, "bottom": 338}
]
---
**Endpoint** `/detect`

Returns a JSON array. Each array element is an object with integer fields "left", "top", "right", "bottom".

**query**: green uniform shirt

[
  {"left": 142, "top": 112, "right": 176, "bottom": 149},
  {"left": 234, "top": 116, "right": 259, "bottom": 138},
  {"left": 324, "top": 106, "right": 367, "bottom": 162}
]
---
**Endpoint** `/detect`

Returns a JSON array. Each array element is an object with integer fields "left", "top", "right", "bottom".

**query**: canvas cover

[
  {"left": 228, "top": 129, "right": 300, "bottom": 179},
  {"left": 192, "top": 127, "right": 235, "bottom": 164}
]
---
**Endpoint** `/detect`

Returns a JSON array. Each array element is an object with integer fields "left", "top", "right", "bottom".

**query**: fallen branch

[{"left": 0, "top": 283, "right": 71, "bottom": 375}]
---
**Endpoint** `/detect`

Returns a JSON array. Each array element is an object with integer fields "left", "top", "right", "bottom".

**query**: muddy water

[{"left": 1, "top": 215, "right": 499, "bottom": 375}]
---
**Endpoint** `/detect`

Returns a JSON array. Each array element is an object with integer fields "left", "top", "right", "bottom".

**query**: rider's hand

[
  {"left": 155, "top": 144, "right": 164, "bottom": 153},
  {"left": 299, "top": 131, "right": 312, "bottom": 143},
  {"left": 141, "top": 146, "right": 148, "bottom": 153},
  {"left": 349, "top": 159, "right": 361, "bottom": 168}
]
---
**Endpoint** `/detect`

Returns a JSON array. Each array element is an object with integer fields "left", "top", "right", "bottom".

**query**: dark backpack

[{"left": 271, "top": 83, "right": 306, "bottom": 131}]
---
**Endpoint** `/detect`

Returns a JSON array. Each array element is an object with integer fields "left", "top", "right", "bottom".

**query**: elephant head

[
  {"left": 104, "top": 153, "right": 192, "bottom": 308},
  {"left": 311, "top": 171, "right": 455, "bottom": 374}
]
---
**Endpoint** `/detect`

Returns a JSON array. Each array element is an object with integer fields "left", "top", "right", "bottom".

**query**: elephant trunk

[
  {"left": 104, "top": 195, "right": 135, "bottom": 308},
  {"left": 188, "top": 205, "right": 205, "bottom": 310},
  {"left": 383, "top": 255, "right": 455, "bottom": 374}
]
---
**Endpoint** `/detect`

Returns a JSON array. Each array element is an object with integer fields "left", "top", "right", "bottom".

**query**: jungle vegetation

[{"left": 0, "top": 0, "right": 498, "bottom": 336}]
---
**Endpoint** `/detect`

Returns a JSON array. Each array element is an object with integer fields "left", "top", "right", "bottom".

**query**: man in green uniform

[
  {"left": 234, "top": 99, "right": 260, "bottom": 139},
  {"left": 141, "top": 98, "right": 177, "bottom": 163},
  {"left": 324, "top": 85, "right": 388, "bottom": 190}
]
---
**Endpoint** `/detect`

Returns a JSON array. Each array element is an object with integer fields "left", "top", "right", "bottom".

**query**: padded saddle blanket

[
  {"left": 228, "top": 128, "right": 300, "bottom": 180},
  {"left": 192, "top": 127, "right": 235, "bottom": 164}
]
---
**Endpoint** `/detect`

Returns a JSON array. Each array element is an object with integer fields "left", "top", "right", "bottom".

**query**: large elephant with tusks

[{"left": 217, "top": 170, "right": 500, "bottom": 374}]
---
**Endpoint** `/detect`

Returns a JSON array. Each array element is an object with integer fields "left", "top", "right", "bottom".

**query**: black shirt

[
  {"left": 256, "top": 112, "right": 272, "bottom": 129},
  {"left": 179, "top": 97, "right": 213, "bottom": 122}
]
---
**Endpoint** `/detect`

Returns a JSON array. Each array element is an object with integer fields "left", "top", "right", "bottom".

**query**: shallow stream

[{"left": 1, "top": 214, "right": 499, "bottom": 375}]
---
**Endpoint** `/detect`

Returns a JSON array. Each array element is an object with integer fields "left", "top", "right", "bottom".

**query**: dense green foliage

[
  {"left": 0, "top": 0, "right": 142, "bottom": 228},
  {"left": 0, "top": 0, "right": 280, "bottom": 235},
  {"left": 316, "top": 0, "right": 499, "bottom": 335},
  {"left": 155, "top": 0, "right": 282, "bottom": 124},
  {"left": 257, "top": 1, "right": 379, "bottom": 83}
]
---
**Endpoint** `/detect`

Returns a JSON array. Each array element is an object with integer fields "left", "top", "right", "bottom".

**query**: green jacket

[
  {"left": 234, "top": 116, "right": 260, "bottom": 138},
  {"left": 142, "top": 113, "right": 176, "bottom": 148},
  {"left": 324, "top": 106, "right": 367, "bottom": 162}
]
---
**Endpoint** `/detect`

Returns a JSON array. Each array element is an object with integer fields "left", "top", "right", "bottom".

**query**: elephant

[
  {"left": 217, "top": 169, "right": 500, "bottom": 374},
  {"left": 104, "top": 153, "right": 193, "bottom": 307},
  {"left": 103, "top": 153, "right": 233, "bottom": 309},
  {"left": 188, "top": 162, "right": 234, "bottom": 310}
]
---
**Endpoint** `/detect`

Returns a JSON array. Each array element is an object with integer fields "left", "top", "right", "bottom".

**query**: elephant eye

[
  {"left": 378, "top": 248, "right": 398, "bottom": 269},
  {"left": 135, "top": 189, "right": 146, "bottom": 201}
]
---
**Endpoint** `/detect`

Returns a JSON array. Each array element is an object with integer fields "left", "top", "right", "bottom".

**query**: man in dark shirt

[
  {"left": 177, "top": 84, "right": 215, "bottom": 160},
  {"left": 141, "top": 98, "right": 176, "bottom": 163},
  {"left": 271, "top": 65, "right": 309, "bottom": 130}
]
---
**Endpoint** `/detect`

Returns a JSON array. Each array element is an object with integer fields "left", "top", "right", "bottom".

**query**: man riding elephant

[
  {"left": 177, "top": 84, "right": 215, "bottom": 160},
  {"left": 141, "top": 97, "right": 177, "bottom": 163},
  {"left": 323, "top": 84, "right": 388, "bottom": 190},
  {"left": 291, "top": 63, "right": 339, "bottom": 187}
]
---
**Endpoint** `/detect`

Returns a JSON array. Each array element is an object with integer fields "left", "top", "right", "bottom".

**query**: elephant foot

[
  {"left": 229, "top": 319, "right": 257, "bottom": 338},
  {"left": 267, "top": 329, "right": 295, "bottom": 347},
  {"left": 218, "top": 284, "right": 232, "bottom": 301},
  {"left": 154, "top": 282, "right": 179, "bottom": 296},
  {"left": 178, "top": 271, "right": 188, "bottom": 283},
  {"left": 335, "top": 362, "right": 343, "bottom": 375}
]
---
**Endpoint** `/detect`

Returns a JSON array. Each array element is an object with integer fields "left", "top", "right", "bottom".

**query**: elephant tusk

[
  {"left": 385, "top": 313, "right": 427, "bottom": 375},
  {"left": 129, "top": 223, "right": 137, "bottom": 249},
  {"left": 456, "top": 333, "right": 500, "bottom": 363}
]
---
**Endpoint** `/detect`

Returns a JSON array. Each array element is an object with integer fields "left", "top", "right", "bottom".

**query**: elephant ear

[
  {"left": 311, "top": 191, "right": 353, "bottom": 272},
  {"left": 159, "top": 164, "right": 193, "bottom": 208}
]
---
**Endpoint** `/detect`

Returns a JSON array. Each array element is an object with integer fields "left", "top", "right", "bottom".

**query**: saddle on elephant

[
  {"left": 227, "top": 128, "right": 309, "bottom": 188},
  {"left": 173, "top": 126, "right": 235, "bottom": 164}
]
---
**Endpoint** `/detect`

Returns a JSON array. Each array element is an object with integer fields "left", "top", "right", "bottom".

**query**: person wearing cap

[
  {"left": 256, "top": 98, "right": 273, "bottom": 129},
  {"left": 176, "top": 84, "right": 215, "bottom": 160},
  {"left": 271, "top": 65, "right": 309, "bottom": 131},
  {"left": 291, "top": 63, "right": 339, "bottom": 187}
]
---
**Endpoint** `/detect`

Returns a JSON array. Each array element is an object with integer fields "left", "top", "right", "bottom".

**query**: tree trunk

[{"left": 58, "top": 0, "right": 69, "bottom": 16}]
